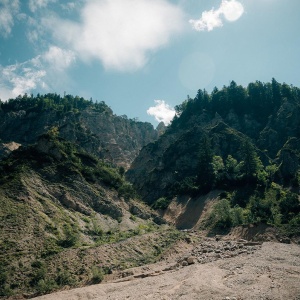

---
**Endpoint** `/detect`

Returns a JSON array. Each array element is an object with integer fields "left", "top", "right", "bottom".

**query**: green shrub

[
  {"left": 91, "top": 266, "right": 104, "bottom": 284},
  {"left": 118, "top": 182, "right": 136, "bottom": 200},
  {"left": 36, "top": 279, "right": 58, "bottom": 294},
  {"left": 152, "top": 197, "right": 171, "bottom": 210},
  {"left": 56, "top": 271, "right": 76, "bottom": 286}
]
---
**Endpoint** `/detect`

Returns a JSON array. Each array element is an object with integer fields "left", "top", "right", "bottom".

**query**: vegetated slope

[
  {"left": 0, "top": 132, "right": 180, "bottom": 298},
  {"left": 127, "top": 79, "right": 300, "bottom": 234},
  {"left": 0, "top": 94, "right": 158, "bottom": 168}
]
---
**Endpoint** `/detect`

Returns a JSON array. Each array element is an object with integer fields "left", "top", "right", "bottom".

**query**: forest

[{"left": 128, "top": 79, "right": 300, "bottom": 235}]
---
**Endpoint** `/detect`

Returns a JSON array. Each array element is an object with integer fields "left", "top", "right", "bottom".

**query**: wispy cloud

[
  {"left": 0, "top": 0, "right": 20, "bottom": 37},
  {"left": 28, "top": 0, "right": 57, "bottom": 13},
  {"left": 190, "top": 0, "right": 244, "bottom": 32},
  {"left": 0, "top": 46, "right": 75, "bottom": 100},
  {"left": 147, "top": 100, "right": 176, "bottom": 125},
  {"left": 43, "top": 46, "right": 76, "bottom": 70},
  {"left": 45, "top": 0, "right": 185, "bottom": 71}
]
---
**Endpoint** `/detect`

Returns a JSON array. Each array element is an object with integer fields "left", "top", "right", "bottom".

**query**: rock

[
  {"left": 185, "top": 237, "right": 192, "bottom": 244},
  {"left": 182, "top": 261, "right": 188, "bottom": 267},
  {"left": 279, "top": 237, "right": 291, "bottom": 244},
  {"left": 187, "top": 256, "right": 196, "bottom": 265}
]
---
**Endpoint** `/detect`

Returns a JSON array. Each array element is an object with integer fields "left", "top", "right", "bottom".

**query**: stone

[
  {"left": 187, "top": 256, "right": 196, "bottom": 265},
  {"left": 182, "top": 261, "right": 188, "bottom": 267}
]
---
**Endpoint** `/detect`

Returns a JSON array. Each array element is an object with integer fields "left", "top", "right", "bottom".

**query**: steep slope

[
  {"left": 0, "top": 134, "right": 173, "bottom": 298},
  {"left": 0, "top": 94, "right": 158, "bottom": 167},
  {"left": 127, "top": 80, "right": 300, "bottom": 234}
]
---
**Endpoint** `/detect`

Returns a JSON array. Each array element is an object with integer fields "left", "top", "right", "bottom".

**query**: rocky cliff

[{"left": 0, "top": 95, "right": 158, "bottom": 168}]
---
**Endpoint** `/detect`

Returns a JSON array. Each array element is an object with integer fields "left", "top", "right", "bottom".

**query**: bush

[
  {"left": 36, "top": 279, "right": 58, "bottom": 294},
  {"left": 118, "top": 183, "right": 136, "bottom": 200},
  {"left": 209, "top": 199, "right": 233, "bottom": 230},
  {"left": 91, "top": 266, "right": 104, "bottom": 284},
  {"left": 56, "top": 271, "right": 76, "bottom": 286},
  {"left": 152, "top": 197, "right": 171, "bottom": 210}
]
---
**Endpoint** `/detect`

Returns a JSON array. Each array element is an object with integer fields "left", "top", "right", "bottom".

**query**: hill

[
  {"left": 0, "top": 132, "right": 181, "bottom": 298},
  {"left": 127, "top": 79, "right": 300, "bottom": 235},
  {"left": 0, "top": 93, "right": 158, "bottom": 168}
]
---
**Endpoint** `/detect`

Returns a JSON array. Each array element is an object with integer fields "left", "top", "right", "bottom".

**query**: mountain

[
  {"left": 0, "top": 95, "right": 174, "bottom": 298},
  {"left": 0, "top": 131, "right": 174, "bottom": 298},
  {"left": 127, "top": 79, "right": 300, "bottom": 233},
  {"left": 0, "top": 94, "right": 158, "bottom": 168},
  {"left": 0, "top": 81, "right": 299, "bottom": 298}
]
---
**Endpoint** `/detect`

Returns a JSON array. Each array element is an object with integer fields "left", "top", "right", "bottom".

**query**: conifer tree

[{"left": 197, "top": 135, "right": 214, "bottom": 193}]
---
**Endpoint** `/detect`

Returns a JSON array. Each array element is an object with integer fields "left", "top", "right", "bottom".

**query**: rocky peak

[{"left": 0, "top": 102, "right": 158, "bottom": 168}]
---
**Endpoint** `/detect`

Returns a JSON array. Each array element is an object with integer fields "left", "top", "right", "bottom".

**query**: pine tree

[
  {"left": 239, "top": 140, "right": 262, "bottom": 183},
  {"left": 197, "top": 135, "right": 215, "bottom": 193}
]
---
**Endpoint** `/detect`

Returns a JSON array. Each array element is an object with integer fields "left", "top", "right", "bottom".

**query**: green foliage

[
  {"left": 207, "top": 199, "right": 234, "bottom": 231},
  {"left": 279, "top": 191, "right": 300, "bottom": 223},
  {"left": 56, "top": 271, "right": 76, "bottom": 286},
  {"left": 152, "top": 197, "right": 171, "bottom": 210},
  {"left": 171, "top": 176, "right": 198, "bottom": 196},
  {"left": 225, "top": 155, "right": 240, "bottom": 181},
  {"left": 36, "top": 279, "right": 58, "bottom": 294},
  {"left": 206, "top": 185, "right": 299, "bottom": 233},
  {"left": 57, "top": 224, "right": 79, "bottom": 248},
  {"left": 1, "top": 93, "right": 112, "bottom": 116},
  {"left": 212, "top": 155, "right": 225, "bottom": 183},
  {"left": 197, "top": 135, "right": 215, "bottom": 193},
  {"left": 118, "top": 166, "right": 125, "bottom": 177},
  {"left": 239, "top": 139, "right": 263, "bottom": 183},
  {"left": 29, "top": 262, "right": 46, "bottom": 286},
  {"left": 118, "top": 182, "right": 136, "bottom": 200},
  {"left": 91, "top": 266, "right": 104, "bottom": 284}
]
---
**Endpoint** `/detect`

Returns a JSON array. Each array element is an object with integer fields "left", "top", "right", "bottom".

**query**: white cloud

[
  {"left": 45, "top": 0, "right": 184, "bottom": 71},
  {"left": 43, "top": 46, "right": 76, "bottom": 70},
  {"left": 60, "top": 2, "right": 77, "bottom": 12},
  {"left": 0, "top": 0, "right": 20, "bottom": 37},
  {"left": 190, "top": 0, "right": 244, "bottom": 32},
  {"left": 0, "top": 62, "right": 46, "bottom": 99},
  {"left": 28, "top": 0, "right": 57, "bottom": 12},
  {"left": 147, "top": 100, "right": 176, "bottom": 125},
  {"left": 0, "top": 46, "right": 75, "bottom": 100}
]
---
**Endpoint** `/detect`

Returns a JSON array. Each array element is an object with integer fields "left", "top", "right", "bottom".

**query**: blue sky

[{"left": 0, "top": 0, "right": 300, "bottom": 126}]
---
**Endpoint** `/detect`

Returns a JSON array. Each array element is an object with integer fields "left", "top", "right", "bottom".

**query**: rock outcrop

[{"left": 0, "top": 107, "right": 158, "bottom": 168}]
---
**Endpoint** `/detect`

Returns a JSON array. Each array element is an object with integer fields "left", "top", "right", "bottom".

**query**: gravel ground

[{"left": 33, "top": 240, "right": 300, "bottom": 300}]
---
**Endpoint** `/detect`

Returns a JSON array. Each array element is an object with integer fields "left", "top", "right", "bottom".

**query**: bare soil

[{"left": 33, "top": 231, "right": 300, "bottom": 300}]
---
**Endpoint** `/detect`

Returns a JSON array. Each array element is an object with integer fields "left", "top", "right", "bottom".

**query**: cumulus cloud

[
  {"left": 0, "top": 0, "right": 20, "bottom": 37},
  {"left": 190, "top": 0, "right": 244, "bottom": 32},
  {"left": 0, "top": 62, "right": 46, "bottom": 99},
  {"left": 147, "top": 100, "right": 176, "bottom": 125},
  {"left": 45, "top": 0, "right": 184, "bottom": 71},
  {"left": 0, "top": 46, "right": 75, "bottom": 100}
]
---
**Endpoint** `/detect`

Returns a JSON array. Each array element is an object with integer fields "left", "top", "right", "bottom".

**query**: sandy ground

[{"left": 34, "top": 241, "right": 300, "bottom": 300}]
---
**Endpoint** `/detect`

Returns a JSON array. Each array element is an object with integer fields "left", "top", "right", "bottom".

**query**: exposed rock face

[
  {"left": 0, "top": 108, "right": 158, "bottom": 168},
  {"left": 0, "top": 141, "right": 21, "bottom": 159}
]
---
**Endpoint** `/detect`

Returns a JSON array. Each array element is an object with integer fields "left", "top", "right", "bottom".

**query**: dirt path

[{"left": 34, "top": 240, "right": 300, "bottom": 300}]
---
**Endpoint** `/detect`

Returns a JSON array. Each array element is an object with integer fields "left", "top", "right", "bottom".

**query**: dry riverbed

[{"left": 33, "top": 234, "right": 300, "bottom": 300}]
